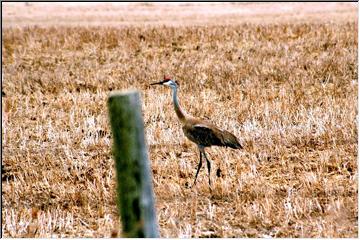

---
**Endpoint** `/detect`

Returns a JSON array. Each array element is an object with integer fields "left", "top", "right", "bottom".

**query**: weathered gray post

[{"left": 107, "top": 89, "right": 159, "bottom": 238}]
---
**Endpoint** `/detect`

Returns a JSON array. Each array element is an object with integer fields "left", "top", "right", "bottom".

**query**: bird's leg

[
  {"left": 202, "top": 149, "right": 212, "bottom": 188},
  {"left": 192, "top": 150, "right": 203, "bottom": 187}
]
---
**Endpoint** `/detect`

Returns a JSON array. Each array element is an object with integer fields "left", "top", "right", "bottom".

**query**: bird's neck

[{"left": 172, "top": 87, "right": 187, "bottom": 124}]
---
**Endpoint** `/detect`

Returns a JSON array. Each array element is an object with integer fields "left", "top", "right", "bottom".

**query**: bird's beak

[{"left": 150, "top": 80, "right": 165, "bottom": 86}]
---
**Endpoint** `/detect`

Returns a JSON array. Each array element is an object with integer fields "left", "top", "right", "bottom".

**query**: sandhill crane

[{"left": 151, "top": 76, "right": 242, "bottom": 188}]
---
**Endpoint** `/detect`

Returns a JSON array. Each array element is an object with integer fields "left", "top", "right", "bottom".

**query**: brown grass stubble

[{"left": 1, "top": 21, "right": 358, "bottom": 237}]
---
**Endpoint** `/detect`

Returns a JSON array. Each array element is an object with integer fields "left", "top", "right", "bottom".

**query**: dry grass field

[{"left": 1, "top": 2, "right": 358, "bottom": 238}]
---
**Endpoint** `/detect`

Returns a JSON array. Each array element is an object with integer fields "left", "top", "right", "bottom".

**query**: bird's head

[{"left": 150, "top": 75, "right": 179, "bottom": 89}]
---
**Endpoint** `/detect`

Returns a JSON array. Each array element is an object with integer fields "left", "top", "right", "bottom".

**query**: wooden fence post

[{"left": 107, "top": 89, "right": 159, "bottom": 238}]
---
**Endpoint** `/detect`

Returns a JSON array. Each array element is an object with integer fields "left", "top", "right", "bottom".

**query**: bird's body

[
  {"left": 182, "top": 117, "right": 242, "bottom": 149},
  {"left": 151, "top": 76, "right": 242, "bottom": 188}
]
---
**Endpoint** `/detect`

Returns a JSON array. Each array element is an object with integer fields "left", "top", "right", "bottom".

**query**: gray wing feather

[
  {"left": 183, "top": 124, "right": 222, "bottom": 147},
  {"left": 184, "top": 124, "right": 242, "bottom": 149}
]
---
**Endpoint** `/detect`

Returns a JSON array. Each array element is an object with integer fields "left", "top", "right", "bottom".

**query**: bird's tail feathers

[{"left": 222, "top": 130, "right": 243, "bottom": 149}]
